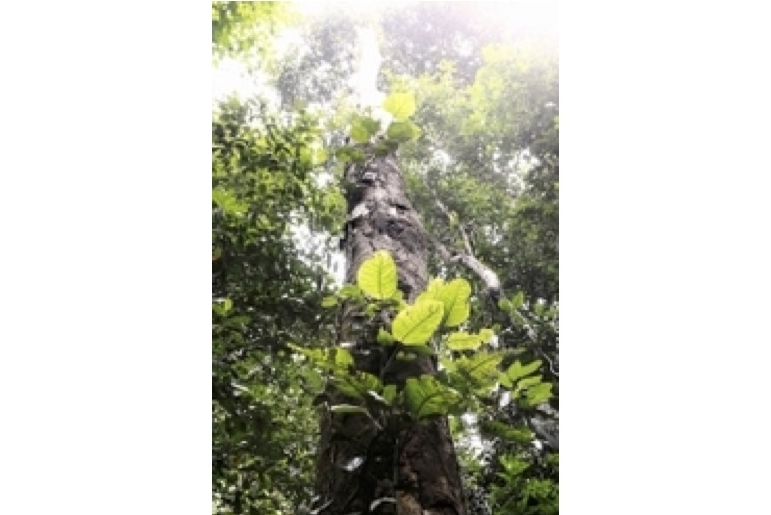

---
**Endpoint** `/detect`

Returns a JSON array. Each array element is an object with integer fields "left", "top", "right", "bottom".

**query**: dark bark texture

[{"left": 312, "top": 149, "right": 467, "bottom": 515}]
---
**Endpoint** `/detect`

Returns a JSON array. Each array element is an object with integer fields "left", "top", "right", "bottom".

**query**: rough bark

[{"left": 312, "top": 148, "right": 467, "bottom": 515}]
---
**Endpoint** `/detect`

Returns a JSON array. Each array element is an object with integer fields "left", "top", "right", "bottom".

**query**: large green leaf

[
  {"left": 417, "top": 278, "right": 471, "bottom": 328},
  {"left": 383, "top": 92, "right": 417, "bottom": 120},
  {"left": 356, "top": 250, "right": 398, "bottom": 300},
  {"left": 439, "top": 279, "right": 471, "bottom": 327},
  {"left": 350, "top": 115, "right": 381, "bottom": 143},
  {"left": 404, "top": 375, "right": 459, "bottom": 420},
  {"left": 415, "top": 278, "right": 444, "bottom": 304},
  {"left": 417, "top": 278, "right": 471, "bottom": 327},
  {"left": 392, "top": 300, "right": 444, "bottom": 345}
]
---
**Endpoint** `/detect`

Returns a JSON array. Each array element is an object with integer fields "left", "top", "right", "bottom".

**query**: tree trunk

[{"left": 312, "top": 149, "right": 467, "bottom": 515}]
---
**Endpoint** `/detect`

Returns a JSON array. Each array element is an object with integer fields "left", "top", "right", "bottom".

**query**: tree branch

[{"left": 429, "top": 195, "right": 502, "bottom": 298}]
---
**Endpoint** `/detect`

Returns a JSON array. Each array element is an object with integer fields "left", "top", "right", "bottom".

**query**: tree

[
  {"left": 386, "top": 42, "right": 559, "bottom": 515},
  {"left": 311, "top": 137, "right": 467, "bottom": 512},
  {"left": 212, "top": 4, "right": 559, "bottom": 514},
  {"left": 212, "top": 97, "right": 342, "bottom": 514}
]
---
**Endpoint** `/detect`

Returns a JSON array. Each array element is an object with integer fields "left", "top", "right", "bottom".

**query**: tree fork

[{"left": 313, "top": 148, "right": 467, "bottom": 515}]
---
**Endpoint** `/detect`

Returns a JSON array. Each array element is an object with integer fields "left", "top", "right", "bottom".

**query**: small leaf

[
  {"left": 350, "top": 115, "right": 380, "bottom": 143},
  {"left": 507, "top": 359, "right": 542, "bottom": 382},
  {"left": 512, "top": 291, "right": 525, "bottom": 309},
  {"left": 338, "top": 284, "right": 363, "bottom": 300},
  {"left": 524, "top": 383, "right": 553, "bottom": 406},
  {"left": 392, "top": 300, "right": 444, "bottom": 345},
  {"left": 481, "top": 420, "right": 534, "bottom": 444},
  {"left": 382, "top": 384, "right": 398, "bottom": 405},
  {"left": 357, "top": 250, "right": 398, "bottom": 300},
  {"left": 479, "top": 328, "right": 494, "bottom": 343},
  {"left": 350, "top": 116, "right": 381, "bottom": 142},
  {"left": 213, "top": 298, "right": 233, "bottom": 316},
  {"left": 386, "top": 121, "right": 421, "bottom": 142},
  {"left": 336, "top": 146, "right": 366, "bottom": 163},
  {"left": 516, "top": 374, "right": 543, "bottom": 388},
  {"left": 404, "top": 375, "right": 459, "bottom": 420},
  {"left": 499, "top": 372, "right": 512, "bottom": 388},
  {"left": 350, "top": 123, "right": 370, "bottom": 143},
  {"left": 446, "top": 331, "right": 484, "bottom": 351},
  {"left": 383, "top": 92, "right": 417, "bottom": 120},
  {"left": 334, "top": 348, "right": 354, "bottom": 368},
  {"left": 212, "top": 188, "right": 248, "bottom": 216},
  {"left": 499, "top": 455, "right": 531, "bottom": 477},
  {"left": 377, "top": 328, "right": 395, "bottom": 345}
]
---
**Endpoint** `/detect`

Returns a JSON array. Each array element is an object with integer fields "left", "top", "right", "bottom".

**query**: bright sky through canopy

[{"left": 212, "top": 1, "right": 558, "bottom": 104}]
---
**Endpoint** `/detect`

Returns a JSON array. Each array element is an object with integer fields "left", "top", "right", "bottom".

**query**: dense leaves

[
  {"left": 212, "top": 98, "right": 343, "bottom": 515},
  {"left": 212, "top": 1, "right": 297, "bottom": 62}
]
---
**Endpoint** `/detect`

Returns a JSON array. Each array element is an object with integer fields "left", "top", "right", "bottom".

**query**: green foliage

[
  {"left": 490, "top": 452, "right": 559, "bottom": 515},
  {"left": 350, "top": 115, "right": 382, "bottom": 143},
  {"left": 446, "top": 330, "right": 491, "bottom": 352},
  {"left": 212, "top": 1, "right": 297, "bottom": 62},
  {"left": 386, "top": 120, "right": 422, "bottom": 142},
  {"left": 356, "top": 250, "right": 398, "bottom": 299},
  {"left": 289, "top": 344, "right": 354, "bottom": 373},
  {"left": 416, "top": 278, "right": 472, "bottom": 327},
  {"left": 441, "top": 351, "right": 505, "bottom": 398},
  {"left": 212, "top": 95, "right": 344, "bottom": 514},
  {"left": 404, "top": 375, "right": 462, "bottom": 421},
  {"left": 290, "top": 251, "right": 551, "bottom": 428},
  {"left": 339, "top": 92, "right": 424, "bottom": 154},
  {"left": 391, "top": 299, "right": 445, "bottom": 346},
  {"left": 331, "top": 371, "right": 383, "bottom": 402},
  {"left": 376, "top": 328, "right": 395, "bottom": 345},
  {"left": 501, "top": 359, "right": 542, "bottom": 386},
  {"left": 383, "top": 91, "right": 417, "bottom": 120}
]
